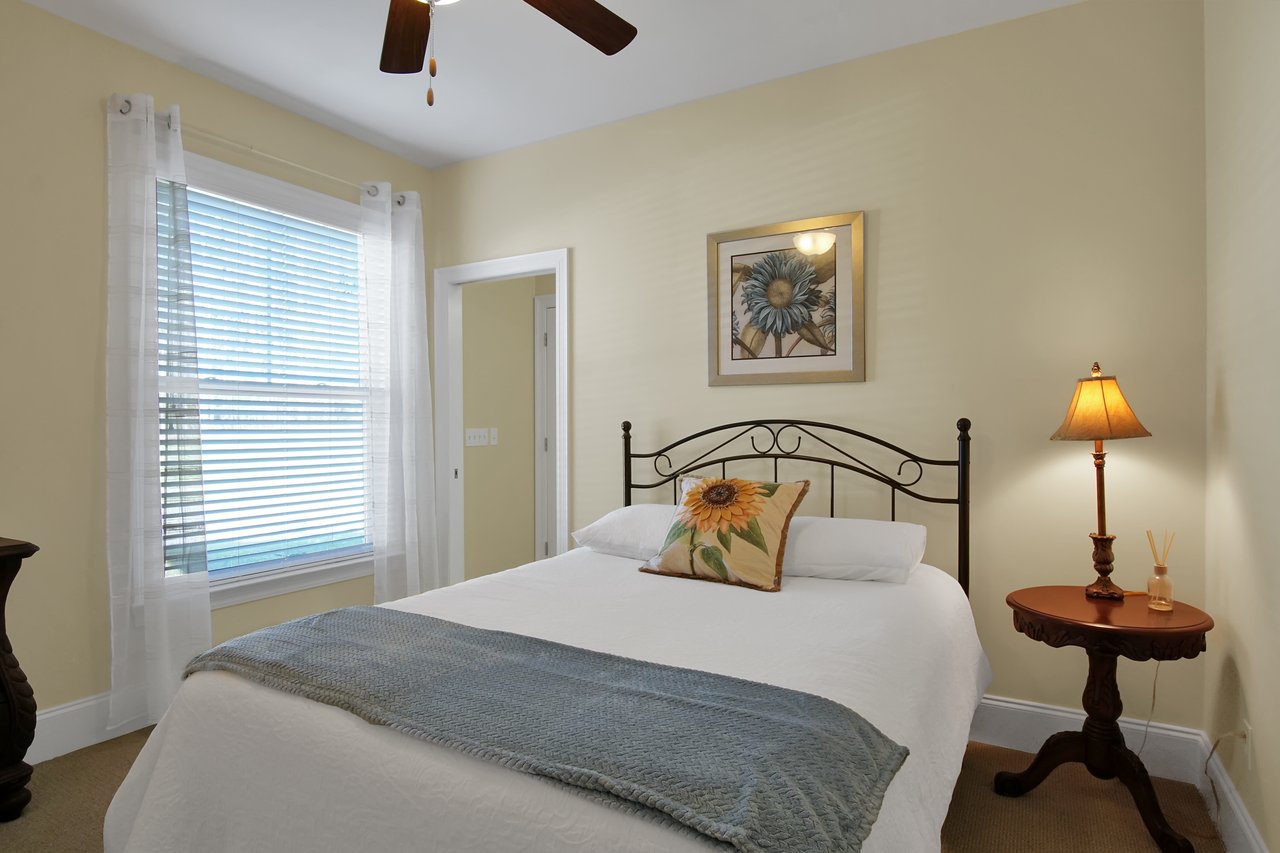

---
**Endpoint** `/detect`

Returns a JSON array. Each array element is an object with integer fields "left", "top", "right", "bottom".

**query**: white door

[{"left": 534, "top": 295, "right": 557, "bottom": 559}]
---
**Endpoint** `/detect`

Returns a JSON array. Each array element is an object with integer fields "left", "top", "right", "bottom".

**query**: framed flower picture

[{"left": 707, "top": 212, "right": 864, "bottom": 386}]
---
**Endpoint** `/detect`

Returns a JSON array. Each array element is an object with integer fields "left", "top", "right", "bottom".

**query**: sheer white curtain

[
  {"left": 361, "top": 184, "right": 442, "bottom": 602},
  {"left": 105, "top": 93, "right": 212, "bottom": 731}
]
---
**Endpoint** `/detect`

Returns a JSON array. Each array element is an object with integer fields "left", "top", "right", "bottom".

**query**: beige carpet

[
  {"left": 0, "top": 728, "right": 151, "bottom": 853},
  {"left": 942, "top": 742, "right": 1226, "bottom": 852},
  {"left": 0, "top": 733, "right": 1225, "bottom": 852}
]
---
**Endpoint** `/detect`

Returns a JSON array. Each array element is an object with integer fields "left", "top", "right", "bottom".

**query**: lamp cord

[
  {"left": 1137, "top": 660, "right": 1161, "bottom": 756},
  {"left": 1202, "top": 729, "right": 1250, "bottom": 816},
  {"left": 1138, "top": 659, "right": 1249, "bottom": 820}
]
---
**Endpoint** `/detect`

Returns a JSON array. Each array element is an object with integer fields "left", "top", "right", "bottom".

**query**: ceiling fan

[{"left": 380, "top": 0, "right": 638, "bottom": 82}]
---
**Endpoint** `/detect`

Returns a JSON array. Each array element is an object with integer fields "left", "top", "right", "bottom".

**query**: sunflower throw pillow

[{"left": 640, "top": 477, "right": 810, "bottom": 592}]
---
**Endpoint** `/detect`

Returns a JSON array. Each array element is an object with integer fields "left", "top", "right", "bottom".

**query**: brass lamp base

[
  {"left": 1084, "top": 575, "right": 1125, "bottom": 600},
  {"left": 1085, "top": 533, "right": 1124, "bottom": 600}
]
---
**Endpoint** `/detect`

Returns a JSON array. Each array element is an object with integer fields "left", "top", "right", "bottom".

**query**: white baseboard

[
  {"left": 25, "top": 692, "right": 148, "bottom": 766},
  {"left": 970, "top": 694, "right": 1206, "bottom": 783},
  {"left": 971, "top": 695, "right": 1268, "bottom": 853}
]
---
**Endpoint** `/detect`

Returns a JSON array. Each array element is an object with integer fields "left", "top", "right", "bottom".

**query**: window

[{"left": 158, "top": 155, "right": 380, "bottom": 586}]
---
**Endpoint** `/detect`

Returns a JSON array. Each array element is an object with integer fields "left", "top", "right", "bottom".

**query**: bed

[{"left": 105, "top": 418, "right": 990, "bottom": 853}]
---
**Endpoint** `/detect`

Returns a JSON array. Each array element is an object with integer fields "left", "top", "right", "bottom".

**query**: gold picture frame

[{"left": 707, "top": 212, "right": 865, "bottom": 386}]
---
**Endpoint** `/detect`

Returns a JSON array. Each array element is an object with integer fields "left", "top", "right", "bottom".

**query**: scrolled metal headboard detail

[{"left": 622, "top": 418, "right": 972, "bottom": 595}]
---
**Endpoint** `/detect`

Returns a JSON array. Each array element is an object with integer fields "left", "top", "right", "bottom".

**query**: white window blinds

[{"left": 163, "top": 181, "right": 373, "bottom": 578}]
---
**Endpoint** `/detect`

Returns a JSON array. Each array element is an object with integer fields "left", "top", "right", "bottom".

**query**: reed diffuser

[{"left": 1145, "top": 529, "right": 1175, "bottom": 612}]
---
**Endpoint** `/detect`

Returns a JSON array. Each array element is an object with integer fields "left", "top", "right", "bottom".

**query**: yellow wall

[
  {"left": 431, "top": 0, "right": 1210, "bottom": 726},
  {"left": 0, "top": 0, "right": 429, "bottom": 706},
  {"left": 1204, "top": 1, "right": 1280, "bottom": 846},
  {"left": 461, "top": 275, "right": 554, "bottom": 578}
]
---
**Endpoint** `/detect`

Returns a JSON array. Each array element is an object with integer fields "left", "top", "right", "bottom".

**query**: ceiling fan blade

[
  {"left": 380, "top": 0, "right": 432, "bottom": 74},
  {"left": 522, "top": 0, "right": 637, "bottom": 56}
]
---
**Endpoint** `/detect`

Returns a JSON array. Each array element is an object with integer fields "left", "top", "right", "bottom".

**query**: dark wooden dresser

[{"left": 0, "top": 538, "right": 39, "bottom": 821}]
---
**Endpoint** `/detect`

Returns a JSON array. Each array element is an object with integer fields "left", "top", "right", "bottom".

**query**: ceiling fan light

[{"left": 792, "top": 231, "right": 836, "bottom": 256}]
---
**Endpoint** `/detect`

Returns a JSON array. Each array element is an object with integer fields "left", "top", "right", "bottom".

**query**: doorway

[{"left": 433, "top": 249, "right": 569, "bottom": 586}]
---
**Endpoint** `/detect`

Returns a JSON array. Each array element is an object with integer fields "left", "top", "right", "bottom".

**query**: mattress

[{"left": 105, "top": 548, "right": 991, "bottom": 852}]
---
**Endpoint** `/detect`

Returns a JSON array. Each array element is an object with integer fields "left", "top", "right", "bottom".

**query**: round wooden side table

[{"left": 993, "top": 585, "right": 1213, "bottom": 853}]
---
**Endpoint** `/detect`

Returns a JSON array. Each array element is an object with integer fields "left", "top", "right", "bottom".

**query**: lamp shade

[{"left": 1050, "top": 362, "right": 1150, "bottom": 442}]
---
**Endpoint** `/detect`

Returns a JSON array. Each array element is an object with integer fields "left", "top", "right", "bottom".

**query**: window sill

[{"left": 210, "top": 556, "right": 373, "bottom": 609}]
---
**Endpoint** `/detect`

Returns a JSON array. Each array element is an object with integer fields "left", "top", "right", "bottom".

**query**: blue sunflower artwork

[{"left": 731, "top": 249, "right": 835, "bottom": 360}]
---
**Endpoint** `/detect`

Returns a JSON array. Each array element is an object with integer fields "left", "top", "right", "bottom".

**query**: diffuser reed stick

[{"left": 1146, "top": 529, "right": 1176, "bottom": 565}]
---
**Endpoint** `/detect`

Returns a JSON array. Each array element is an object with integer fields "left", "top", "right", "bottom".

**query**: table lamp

[{"left": 1050, "top": 362, "right": 1150, "bottom": 599}]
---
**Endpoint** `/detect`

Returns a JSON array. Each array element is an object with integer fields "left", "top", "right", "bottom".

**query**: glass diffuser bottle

[{"left": 1147, "top": 564, "right": 1172, "bottom": 612}]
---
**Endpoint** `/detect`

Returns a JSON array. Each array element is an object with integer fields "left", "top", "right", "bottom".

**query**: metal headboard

[{"left": 622, "top": 418, "right": 972, "bottom": 595}]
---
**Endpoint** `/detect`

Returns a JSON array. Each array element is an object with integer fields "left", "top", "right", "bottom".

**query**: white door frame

[
  {"left": 433, "top": 249, "right": 569, "bottom": 586},
  {"left": 533, "top": 293, "right": 556, "bottom": 560}
]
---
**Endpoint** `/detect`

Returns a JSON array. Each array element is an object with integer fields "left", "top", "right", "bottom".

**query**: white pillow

[
  {"left": 782, "top": 516, "right": 926, "bottom": 583},
  {"left": 572, "top": 504, "right": 677, "bottom": 560}
]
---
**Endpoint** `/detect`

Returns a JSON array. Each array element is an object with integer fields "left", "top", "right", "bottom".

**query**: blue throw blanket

[{"left": 185, "top": 606, "right": 907, "bottom": 852}]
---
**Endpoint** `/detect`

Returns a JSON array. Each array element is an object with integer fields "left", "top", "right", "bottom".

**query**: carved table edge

[{"left": 1012, "top": 610, "right": 1208, "bottom": 661}]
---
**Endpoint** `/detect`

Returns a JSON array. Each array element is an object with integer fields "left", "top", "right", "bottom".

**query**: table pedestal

[{"left": 994, "top": 650, "right": 1194, "bottom": 853}]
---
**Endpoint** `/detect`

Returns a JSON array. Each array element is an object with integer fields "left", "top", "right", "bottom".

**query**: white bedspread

[{"left": 106, "top": 550, "right": 990, "bottom": 852}]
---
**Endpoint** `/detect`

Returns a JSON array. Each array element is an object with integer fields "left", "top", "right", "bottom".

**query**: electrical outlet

[{"left": 1243, "top": 719, "right": 1253, "bottom": 772}]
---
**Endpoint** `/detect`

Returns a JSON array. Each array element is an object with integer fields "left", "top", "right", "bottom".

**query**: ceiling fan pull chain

[{"left": 426, "top": 0, "right": 437, "bottom": 106}]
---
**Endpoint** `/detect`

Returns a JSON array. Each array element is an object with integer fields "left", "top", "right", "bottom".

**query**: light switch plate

[
  {"left": 489, "top": 428, "right": 499, "bottom": 446},
  {"left": 465, "top": 428, "right": 489, "bottom": 447}
]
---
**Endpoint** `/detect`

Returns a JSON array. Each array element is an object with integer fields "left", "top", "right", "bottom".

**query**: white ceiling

[{"left": 27, "top": 0, "right": 1074, "bottom": 169}]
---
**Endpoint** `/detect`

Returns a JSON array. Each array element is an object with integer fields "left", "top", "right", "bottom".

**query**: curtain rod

[{"left": 181, "top": 124, "right": 368, "bottom": 194}]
